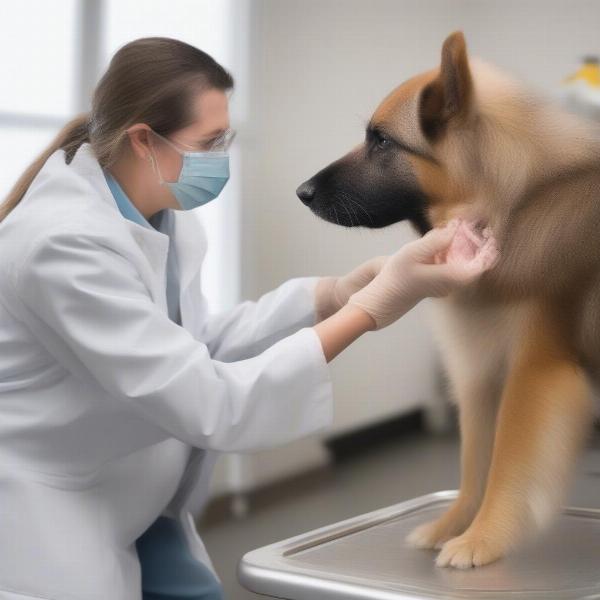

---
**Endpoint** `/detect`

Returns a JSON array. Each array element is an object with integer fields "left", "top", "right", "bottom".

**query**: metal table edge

[{"left": 237, "top": 490, "right": 600, "bottom": 599}]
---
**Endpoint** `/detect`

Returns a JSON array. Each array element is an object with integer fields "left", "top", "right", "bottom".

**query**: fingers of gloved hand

[
  {"left": 419, "top": 236, "right": 499, "bottom": 296},
  {"left": 406, "top": 219, "right": 461, "bottom": 263},
  {"left": 334, "top": 255, "right": 389, "bottom": 307},
  {"left": 460, "top": 236, "right": 500, "bottom": 277},
  {"left": 356, "top": 255, "right": 388, "bottom": 283},
  {"left": 370, "top": 255, "right": 389, "bottom": 275},
  {"left": 433, "top": 250, "right": 445, "bottom": 265},
  {"left": 448, "top": 235, "right": 499, "bottom": 276}
]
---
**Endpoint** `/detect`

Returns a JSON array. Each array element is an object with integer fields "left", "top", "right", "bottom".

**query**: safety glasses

[{"left": 151, "top": 128, "right": 236, "bottom": 154}]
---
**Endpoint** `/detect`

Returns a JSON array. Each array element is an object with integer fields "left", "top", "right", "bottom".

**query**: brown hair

[{"left": 0, "top": 37, "right": 233, "bottom": 222}]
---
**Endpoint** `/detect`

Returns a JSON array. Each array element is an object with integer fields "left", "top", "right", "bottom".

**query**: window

[
  {"left": 0, "top": 0, "right": 77, "bottom": 196},
  {"left": 0, "top": 0, "right": 241, "bottom": 312}
]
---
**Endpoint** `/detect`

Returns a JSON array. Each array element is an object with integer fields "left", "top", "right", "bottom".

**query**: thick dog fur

[{"left": 297, "top": 32, "right": 600, "bottom": 568}]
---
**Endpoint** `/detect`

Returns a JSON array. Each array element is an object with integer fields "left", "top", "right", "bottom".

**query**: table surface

[{"left": 238, "top": 490, "right": 600, "bottom": 600}]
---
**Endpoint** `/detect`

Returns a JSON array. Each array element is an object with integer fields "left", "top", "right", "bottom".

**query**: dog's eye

[{"left": 375, "top": 133, "right": 390, "bottom": 149}]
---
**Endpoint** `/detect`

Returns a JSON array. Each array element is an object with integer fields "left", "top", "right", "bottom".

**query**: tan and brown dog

[{"left": 297, "top": 31, "right": 600, "bottom": 568}]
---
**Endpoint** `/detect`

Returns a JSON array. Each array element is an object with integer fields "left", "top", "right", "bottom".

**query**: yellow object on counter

[{"left": 564, "top": 56, "right": 600, "bottom": 88}]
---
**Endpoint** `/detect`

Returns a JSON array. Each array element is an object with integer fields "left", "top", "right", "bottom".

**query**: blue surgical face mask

[{"left": 149, "top": 129, "right": 233, "bottom": 210}]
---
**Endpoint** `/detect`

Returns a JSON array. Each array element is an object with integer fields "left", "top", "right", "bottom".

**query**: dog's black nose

[{"left": 296, "top": 181, "right": 316, "bottom": 205}]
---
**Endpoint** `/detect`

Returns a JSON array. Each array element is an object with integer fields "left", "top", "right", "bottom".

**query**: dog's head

[
  {"left": 298, "top": 32, "right": 600, "bottom": 302},
  {"left": 296, "top": 31, "right": 531, "bottom": 235}
]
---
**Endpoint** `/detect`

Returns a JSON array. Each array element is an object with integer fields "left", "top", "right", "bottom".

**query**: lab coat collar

[
  {"left": 103, "top": 169, "right": 153, "bottom": 229},
  {"left": 70, "top": 143, "right": 205, "bottom": 293}
]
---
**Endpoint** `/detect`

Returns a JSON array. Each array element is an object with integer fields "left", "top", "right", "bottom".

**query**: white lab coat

[{"left": 0, "top": 143, "right": 333, "bottom": 600}]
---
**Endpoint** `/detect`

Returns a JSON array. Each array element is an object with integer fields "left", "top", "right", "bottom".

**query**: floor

[{"left": 199, "top": 428, "right": 600, "bottom": 600}]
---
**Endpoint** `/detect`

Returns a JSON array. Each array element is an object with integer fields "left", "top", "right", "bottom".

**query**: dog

[{"left": 297, "top": 31, "right": 600, "bottom": 568}]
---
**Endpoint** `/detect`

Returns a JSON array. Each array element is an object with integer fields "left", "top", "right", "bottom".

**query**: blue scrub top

[{"left": 104, "top": 170, "right": 224, "bottom": 600}]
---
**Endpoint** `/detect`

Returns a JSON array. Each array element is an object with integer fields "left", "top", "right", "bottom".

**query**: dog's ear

[{"left": 419, "top": 31, "right": 473, "bottom": 140}]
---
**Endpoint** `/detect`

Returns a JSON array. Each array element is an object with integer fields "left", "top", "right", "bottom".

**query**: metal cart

[{"left": 238, "top": 490, "right": 600, "bottom": 599}]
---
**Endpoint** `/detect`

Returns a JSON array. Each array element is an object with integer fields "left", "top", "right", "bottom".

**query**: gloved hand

[
  {"left": 314, "top": 255, "right": 388, "bottom": 321},
  {"left": 348, "top": 219, "right": 499, "bottom": 330}
]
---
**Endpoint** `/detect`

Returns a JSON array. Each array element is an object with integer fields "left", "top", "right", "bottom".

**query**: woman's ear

[
  {"left": 126, "top": 124, "right": 153, "bottom": 161},
  {"left": 419, "top": 31, "right": 473, "bottom": 140}
]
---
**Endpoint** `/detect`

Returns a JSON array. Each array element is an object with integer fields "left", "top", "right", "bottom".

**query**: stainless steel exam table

[{"left": 238, "top": 490, "right": 600, "bottom": 599}]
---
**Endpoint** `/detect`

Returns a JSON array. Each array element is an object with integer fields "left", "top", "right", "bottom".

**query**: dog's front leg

[
  {"left": 406, "top": 373, "right": 500, "bottom": 549},
  {"left": 436, "top": 304, "right": 592, "bottom": 569},
  {"left": 407, "top": 301, "right": 507, "bottom": 550}
]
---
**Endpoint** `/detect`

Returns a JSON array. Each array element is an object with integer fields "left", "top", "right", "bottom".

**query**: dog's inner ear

[{"left": 419, "top": 31, "right": 473, "bottom": 140}]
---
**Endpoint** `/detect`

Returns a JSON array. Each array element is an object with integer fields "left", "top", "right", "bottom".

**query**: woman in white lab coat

[{"left": 0, "top": 38, "right": 497, "bottom": 600}]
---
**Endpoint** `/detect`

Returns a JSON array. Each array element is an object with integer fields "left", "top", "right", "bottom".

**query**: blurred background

[{"left": 2, "top": 1, "right": 600, "bottom": 597}]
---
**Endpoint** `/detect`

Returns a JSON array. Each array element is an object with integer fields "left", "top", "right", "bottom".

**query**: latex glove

[
  {"left": 348, "top": 219, "right": 499, "bottom": 330},
  {"left": 441, "top": 218, "right": 494, "bottom": 265},
  {"left": 314, "top": 255, "right": 388, "bottom": 321}
]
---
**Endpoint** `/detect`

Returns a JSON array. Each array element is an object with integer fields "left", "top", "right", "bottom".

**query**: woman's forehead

[{"left": 186, "top": 88, "right": 230, "bottom": 136}]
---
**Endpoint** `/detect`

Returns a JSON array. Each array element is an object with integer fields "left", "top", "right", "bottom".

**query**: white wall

[{"left": 461, "top": 0, "right": 600, "bottom": 95}]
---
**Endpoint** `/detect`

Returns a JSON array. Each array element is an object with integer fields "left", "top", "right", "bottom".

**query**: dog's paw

[
  {"left": 406, "top": 503, "right": 475, "bottom": 550},
  {"left": 435, "top": 531, "right": 504, "bottom": 569},
  {"left": 406, "top": 520, "right": 455, "bottom": 549}
]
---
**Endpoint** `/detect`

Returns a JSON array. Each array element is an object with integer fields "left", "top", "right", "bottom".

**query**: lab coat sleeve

[
  {"left": 12, "top": 227, "right": 333, "bottom": 452},
  {"left": 198, "top": 276, "right": 320, "bottom": 362}
]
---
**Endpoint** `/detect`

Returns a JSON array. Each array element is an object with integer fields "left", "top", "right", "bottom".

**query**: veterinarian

[{"left": 0, "top": 38, "right": 498, "bottom": 600}]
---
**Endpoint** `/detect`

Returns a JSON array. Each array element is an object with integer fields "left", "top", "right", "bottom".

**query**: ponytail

[{"left": 0, "top": 114, "right": 90, "bottom": 223}]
